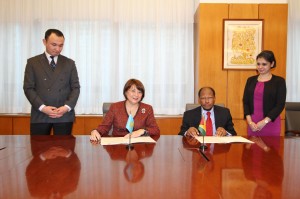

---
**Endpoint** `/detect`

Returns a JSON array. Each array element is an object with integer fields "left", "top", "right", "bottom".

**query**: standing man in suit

[
  {"left": 23, "top": 29, "right": 80, "bottom": 135},
  {"left": 179, "top": 87, "right": 236, "bottom": 136}
]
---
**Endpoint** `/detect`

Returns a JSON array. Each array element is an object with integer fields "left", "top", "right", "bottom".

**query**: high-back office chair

[
  {"left": 102, "top": 102, "right": 113, "bottom": 134},
  {"left": 285, "top": 102, "right": 300, "bottom": 137},
  {"left": 103, "top": 102, "right": 112, "bottom": 117},
  {"left": 185, "top": 103, "right": 225, "bottom": 111}
]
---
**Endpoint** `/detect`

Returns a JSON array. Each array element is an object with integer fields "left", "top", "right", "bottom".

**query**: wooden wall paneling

[
  {"left": 0, "top": 117, "right": 13, "bottom": 135},
  {"left": 259, "top": 4, "right": 287, "bottom": 79},
  {"left": 197, "top": 3, "right": 287, "bottom": 136},
  {"left": 156, "top": 117, "right": 182, "bottom": 135},
  {"left": 227, "top": 4, "right": 259, "bottom": 120},
  {"left": 83, "top": 116, "right": 103, "bottom": 135},
  {"left": 198, "top": 4, "right": 229, "bottom": 105},
  {"left": 13, "top": 116, "right": 30, "bottom": 135},
  {"left": 228, "top": 4, "right": 258, "bottom": 19},
  {"left": 259, "top": 4, "right": 288, "bottom": 136},
  {"left": 227, "top": 70, "right": 257, "bottom": 119},
  {"left": 72, "top": 117, "right": 85, "bottom": 135},
  {"left": 194, "top": 6, "right": 200, "bottom": 102},
  {"left": 232, "top": 119, "right": 248, "bottom": 136}
]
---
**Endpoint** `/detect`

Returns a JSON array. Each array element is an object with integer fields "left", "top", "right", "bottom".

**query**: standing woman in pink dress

[{"left": 243, "top": 50, "right": 286, "bottom": 136}]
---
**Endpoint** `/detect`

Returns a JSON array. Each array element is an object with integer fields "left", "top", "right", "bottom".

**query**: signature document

[
  {"left": 101, "top": 136, "right": 156, "bottom": 146},
  {"left": 195, "top": 136, "right": 253, "bottom": 144}
]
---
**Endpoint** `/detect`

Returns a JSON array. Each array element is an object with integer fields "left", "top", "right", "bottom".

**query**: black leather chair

[
  {"left": 285, "top": 102, "right": 300, "bottom": 137},
  {"left": 185, "top": 103, "right": 225, "bottom": 111}
]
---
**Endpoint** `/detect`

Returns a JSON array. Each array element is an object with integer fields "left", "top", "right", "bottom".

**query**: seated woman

[{"left": 90, "top": 79, "right": 160, "bottom": 141}]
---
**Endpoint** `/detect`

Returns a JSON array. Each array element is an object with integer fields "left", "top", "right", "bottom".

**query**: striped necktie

[{"left": 50, "top": 56, "right": 56, "bottom": 69}]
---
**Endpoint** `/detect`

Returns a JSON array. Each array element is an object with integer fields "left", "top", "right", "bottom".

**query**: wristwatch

[
  {"left": 264, "top": 119, "right": 269, "bottom": 124},
  {"left": 142, "top": 130, "right": 149, "bottom": 136}
]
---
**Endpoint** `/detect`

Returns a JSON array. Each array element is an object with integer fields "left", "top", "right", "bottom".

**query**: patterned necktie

[
  {"left": 50, "top": 56, "right": 56, "bottom": 69},
  {"left": 206, "top": 112, "right": 213, "bottom": 136}
]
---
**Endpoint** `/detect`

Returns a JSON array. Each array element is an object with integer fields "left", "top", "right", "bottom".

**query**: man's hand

[
  {"left": 41, "top": 106, "right": 58, "bottom": 118},
  {"left": 56, "top": 106, "right": 69, "bottom": 118},
  {"left": 216, "top": 127, "right": 227, "bottom": 136},
  {"left": 185, "top": 127, "right": 199, "bottom": 137}
]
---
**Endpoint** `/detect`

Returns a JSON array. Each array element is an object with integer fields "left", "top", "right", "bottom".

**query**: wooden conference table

[{"left": 0, "top": 135, "right": 297, "bottom": 199}]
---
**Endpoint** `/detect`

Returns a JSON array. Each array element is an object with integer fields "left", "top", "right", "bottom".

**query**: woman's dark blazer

[{"left": 243, "top": 74, "right": 286, "bottom": 121}]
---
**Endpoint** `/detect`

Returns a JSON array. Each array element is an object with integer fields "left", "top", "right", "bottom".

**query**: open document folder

[
  {"left": 195, "top": 136, "right": 254, "bottom": 144},
  {"left": 101, "top": 136, "right": 156, "bottom": 146}
]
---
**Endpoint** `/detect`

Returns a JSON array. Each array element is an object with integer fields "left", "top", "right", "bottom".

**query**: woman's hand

[
  {"left": 249, "top": 122, "right": 259, "bottom": 132},
  {"left": 90, "top": 129, "right": 101, "bottom": 142},
  {"left": 124, "top": 129, "right": 145, "bottom": 138},
  {"left": 256, "top": 120, "right": 267, "bottom": 131}
]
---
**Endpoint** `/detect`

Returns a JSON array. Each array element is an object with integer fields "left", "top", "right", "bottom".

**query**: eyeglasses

[
  {"left": 200, "top": 97, "right": 214, "bottom": 101},
  {"left": 257, "top": 62, "right": 268, "bottom": 66}
]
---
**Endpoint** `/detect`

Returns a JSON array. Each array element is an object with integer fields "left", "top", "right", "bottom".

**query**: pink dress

[{"left": 247, "top": 82, "right": 281, "bottom": 136}]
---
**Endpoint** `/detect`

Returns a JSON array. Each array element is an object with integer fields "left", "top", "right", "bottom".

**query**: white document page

[
  {"left": 101, "top": 136, "right": 156, "bottom": 146},
  {"left": 195, "top": 136, "right": 254, "bottom": 144}
]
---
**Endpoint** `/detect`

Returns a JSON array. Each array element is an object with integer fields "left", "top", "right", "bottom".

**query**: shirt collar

[
  {"left": 201, "top": 106, "right": 214, "bottom": 115},
  {"left": 44, "top": 51, "right": 58, "bottom": 62}
]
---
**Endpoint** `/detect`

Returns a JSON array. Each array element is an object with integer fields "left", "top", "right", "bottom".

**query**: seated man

[{"left": 179, "top": 87, "right": 236, "bottom": 137}]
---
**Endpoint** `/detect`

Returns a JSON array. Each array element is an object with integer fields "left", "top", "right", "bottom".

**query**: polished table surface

[{"left": 0, "top": 135, "right": 299, "bottom": 199}]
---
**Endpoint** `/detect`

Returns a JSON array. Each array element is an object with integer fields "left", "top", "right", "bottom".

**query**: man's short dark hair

[{"left": 45, "top": 29, "right": 64, "bottom": 40}]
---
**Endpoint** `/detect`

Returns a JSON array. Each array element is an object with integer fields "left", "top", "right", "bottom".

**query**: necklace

[{"left": 258, "top": 73, "right": 272, "bottom": 82}]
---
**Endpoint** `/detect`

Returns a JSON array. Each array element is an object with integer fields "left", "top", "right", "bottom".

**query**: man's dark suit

[
  {"left": 178, "top": 105, "right": 236, "bottom": 136},
  {"left": 23, "top": 53, "right": 80, "bottom": 124}
]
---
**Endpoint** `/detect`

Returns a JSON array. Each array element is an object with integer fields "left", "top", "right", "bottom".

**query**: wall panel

[
  {"left": 0, "top": 115, "right": 182, "bottom": 135},
  {"left": 198, "top": 4, "right": 229, "bottom": 105},
  {"left": 196, "top": 3, "right": 287, "bottom": 136},
  {"left": 227, "top": 4, "right": 259, "bottom": 119},
  {"left": 0, "top": 117, "right": 12, "bottom": 135}
]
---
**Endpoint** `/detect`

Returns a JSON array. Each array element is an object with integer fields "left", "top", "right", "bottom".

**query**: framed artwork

[{"left": 223, "top": 19, "right": 263, "bottom": 69}]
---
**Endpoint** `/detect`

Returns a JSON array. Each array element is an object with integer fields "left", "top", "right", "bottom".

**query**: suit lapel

[
  {"left": 193, "top": 107, "right": 203, "bottom": 126},
  {"left": 213, "top": 106, "right": 220, "bottom": 128},
  {"left": 39, "top": 53, "right": 63, "bottom": 88},
  {"left": 54, "top": 55, "right": 64, "bottom": 74},
  {"left": 39, "top": 54, "right": 53, "bottom": 76}
]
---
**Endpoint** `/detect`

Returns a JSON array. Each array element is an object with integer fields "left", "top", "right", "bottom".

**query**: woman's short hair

[{"left": 123, "top": 79, "right": 145, "bottom": 101}]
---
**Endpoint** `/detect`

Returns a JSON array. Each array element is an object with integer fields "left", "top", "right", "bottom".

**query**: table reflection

[
  {"left": 103, "top": 135, "right": 159, "bottom": 183},
  {"left": 182, "top": 136, "right": 231, "bottom": 198},
  {"left": 26, "top": 136, "right": 81, "bottom": 198},
  {"left": 242, "top": 136, "right": 283, "bottom": 199}
]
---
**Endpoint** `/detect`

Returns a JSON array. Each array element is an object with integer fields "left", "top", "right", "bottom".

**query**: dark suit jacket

[
  {"left": 178, "top": 105, "right": 236, "bottom": 136},
  {"left": 23, "top": 53, "right": 80, "bottom": 123}
]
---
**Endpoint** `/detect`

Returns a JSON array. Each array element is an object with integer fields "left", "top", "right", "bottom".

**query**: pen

[{"left": 0, "top": 147, "right": 6, "bottom": 150}]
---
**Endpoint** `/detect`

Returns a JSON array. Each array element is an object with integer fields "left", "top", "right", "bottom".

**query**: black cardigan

[{"left": 243, "top": 74, "right": 286, "bottom": 121}]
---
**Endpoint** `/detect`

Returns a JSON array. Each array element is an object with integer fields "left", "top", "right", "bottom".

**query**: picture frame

[{"left": 223, "top": 19, "right": 263, "bottom": 69}]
